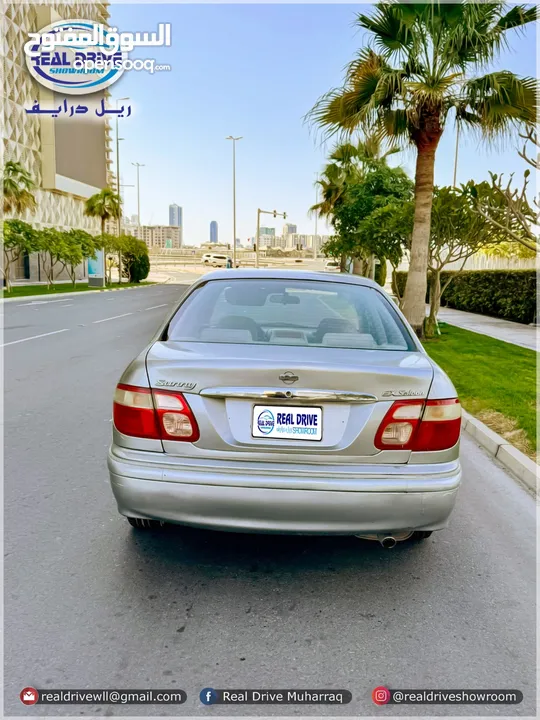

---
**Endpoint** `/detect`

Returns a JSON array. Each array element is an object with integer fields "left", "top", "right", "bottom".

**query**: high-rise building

[
  {"left": 126, "top": 225, "right": 182, "bottom": 249},
  {"left": 210, "top": 221, "right": 218, "bottom": 243},
  {"left": 283, "top": 223, "right": 297, "bottom": 236},
  {"left": 169, "top": 204, "right": 183, "bottom": 227},
  {"left": 2, "top": 2, "right": 113, "bottom": 282}
]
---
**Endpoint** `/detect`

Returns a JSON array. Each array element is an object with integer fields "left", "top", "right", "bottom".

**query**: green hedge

[{"left": 392, "top": 269, "right": 536, "bottom": 325}]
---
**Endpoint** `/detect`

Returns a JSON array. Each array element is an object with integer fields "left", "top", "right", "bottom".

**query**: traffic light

[
  {"left": 253, "top": 243, "right": 257, "bottom": 251},
  {"left": 273, "top": 210, "right": 277, "bottom": 218},
  {"left": 283, "top": 212, "right": 287, "bottom": 219}
]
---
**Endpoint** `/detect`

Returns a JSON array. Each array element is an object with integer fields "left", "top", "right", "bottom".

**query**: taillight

[
  {"left": 114, "top": 385, "right": 160, "bottom": 439},
  {"left": 113, "top": 384, "right": 200, "bottom": 442},
  {"left": 412, "top": 399, "right": 461, "bottom": 451},
  {"left": 153, "top": 389, "right": 200, "bottom": 441},
  {"left": 375, "top": 398, "right": 461, "bottom": 452}
]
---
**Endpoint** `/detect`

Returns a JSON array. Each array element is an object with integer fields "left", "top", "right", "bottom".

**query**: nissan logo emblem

[{"left": 279, "top": 371, "right": 299, "bottom": 384}]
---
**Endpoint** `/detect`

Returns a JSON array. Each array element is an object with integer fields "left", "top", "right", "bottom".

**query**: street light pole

[
  {"left": 226, "top": 136, "right": 242, "bottom": 268},
  {"left": 256, "top": 208, "right": 261, "bottom": 269},
  {"left": 131, "top": 162, "right": 145, "bottom": 225},
  {"left": 115, "top": 97, "right": 129, "bottom": 234},
  {"left": 313, "top": 172, "right": 318, "bottom": 261},
  {"left": 453, "top": 122, "right": 460, "bottom": 187},
  {"left": 115, "top": 97, "right": 129, "bottom": 284}
]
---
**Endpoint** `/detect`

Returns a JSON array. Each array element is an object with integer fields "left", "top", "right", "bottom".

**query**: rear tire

[
  {"left": 127, "top": 517, "right": 164, "bottom": 529},
  {"left": 410, "top": 530, "right": 433, "bottom": 541}
]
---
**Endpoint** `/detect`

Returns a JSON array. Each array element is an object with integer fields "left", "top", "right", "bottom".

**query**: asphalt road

[{"left": 4, "top": 282, "right": 536, "bottom": 717}]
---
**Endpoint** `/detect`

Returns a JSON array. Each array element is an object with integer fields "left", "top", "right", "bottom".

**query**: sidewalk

[{"left": 435, "top": 307, "right": 537, "bottom": 351}]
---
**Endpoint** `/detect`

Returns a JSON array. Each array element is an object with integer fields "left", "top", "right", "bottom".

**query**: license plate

[{"left": 252, "top": 405, "right": 322, "bottom": 441}]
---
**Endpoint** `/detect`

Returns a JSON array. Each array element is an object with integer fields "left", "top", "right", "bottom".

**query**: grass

[
  {"left": 424, "top": 323, "right": 537, "bottom": 458},
  {"left": 3, "top": 281, "right": 156, "bottom": 299}
]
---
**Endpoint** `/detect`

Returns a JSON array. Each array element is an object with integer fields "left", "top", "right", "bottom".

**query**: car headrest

[
  {"left": 322, "top": 333, "right": 376, "bottom": 348},
  {"left": 199, "top": 328, "right": 253, "bottom": 343}
]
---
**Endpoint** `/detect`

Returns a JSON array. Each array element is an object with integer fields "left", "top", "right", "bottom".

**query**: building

[
  {"left": 127, "top": 225, "right": 182, "bottom": 249},
  {"left": 169, "top": 204, "right": 182, "bottom": 228},
  {"left": 286, "top": 234, "right": 329, "bottom": 251},
  {"left": 283, "top": 223, "right": 297, "bottom": 236},
  {"left": 258, "top": 234, "right": 276, "bottom": 248},
  {"left": 123, "top": 215, "right": 139, "bottom": 229},
  {"left": 2, "top": 2, "right": 113, "bottom": 282},
  {"left": 210, "top": 220, "right": 218, "bottom": 243}
]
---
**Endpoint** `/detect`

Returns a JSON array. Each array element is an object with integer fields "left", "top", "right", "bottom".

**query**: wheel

[
  {"left": 127, "top": 517, "right": 164, "bottom": 529},
  {"left": 410, "top": 530, "right": 433, "bottom": 541}
]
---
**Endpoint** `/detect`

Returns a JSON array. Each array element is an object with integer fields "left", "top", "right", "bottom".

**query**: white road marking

[
  {"left": 2, "top": 329, "right": 70, "bottom": 347},
  {"left": 144, "top": 304, "right": 168, "bottom": 310},
  {"left": 23, "top": 299, "right": 74, "bottom": 306},
  {"left": 92, "top": 313, "right": 132, "bottom": 324}
]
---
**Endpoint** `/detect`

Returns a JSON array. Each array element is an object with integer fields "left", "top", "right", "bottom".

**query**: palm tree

[
  {"left": 84, "top": 188, "right": 121, "bottom": 237},
  {"left": 3, "top": 161, "right": 37, "bottom": 216},
  {"left": 311, "top": 135, "right": 400, "bottom": 271},
  {"left": 308, "top": 2, "right": 537, "bottom": 335},
  {"left": 312, "top": 136, "right": 398, "bottom": 219}
]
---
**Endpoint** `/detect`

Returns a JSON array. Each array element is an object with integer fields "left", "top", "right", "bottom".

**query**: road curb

[
  {"left": 0, "top": 282, "right": 164, "bottom": 303},
  {"left": 462, "top": 410, "right": 537, "bottom": 493}
]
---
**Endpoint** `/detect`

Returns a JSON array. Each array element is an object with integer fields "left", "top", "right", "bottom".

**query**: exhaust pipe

[{"left": 380, "top": 536, "right": 397, "bottom": 549}]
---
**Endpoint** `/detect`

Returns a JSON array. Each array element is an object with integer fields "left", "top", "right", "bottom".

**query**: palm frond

[
  {"left": 463, "top": 72, "right": 538, "bottom": 132},
  {"left": 356, "top": 4, "right": 412, "bottom": 55},
  {"left": 495, "top": 5, "right": 537, "bottom": 33}
]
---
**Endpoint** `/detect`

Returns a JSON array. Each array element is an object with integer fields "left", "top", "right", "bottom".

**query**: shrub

[
  {"left": 392, "top": 270, "right": 536, "bottom": 324},
  {"left": 128, "top": 253, "right": 150, "bottom": 283},
  {"left": 122, "top": 238, "right": 150, "bottom": 283}
]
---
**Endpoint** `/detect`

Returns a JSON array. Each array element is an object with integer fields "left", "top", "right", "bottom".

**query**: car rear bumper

[{"left": 108, "top": 445, "right": 462, "bottom": 534}]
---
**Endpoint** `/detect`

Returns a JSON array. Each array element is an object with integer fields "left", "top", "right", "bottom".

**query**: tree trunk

[
  {"left": 424, "top": 269, "right": 441, "bottom": 338},
  {"left": 352, "top": 257, "right": 364, "bottom": 275},
  {"left": 340, "top": 254, "right": 347, "bottom": 272},
  {"left": 41, "top": 254, "right": 52, "bottom": 288},
  {"left": 118, "top": 251, "right": 122, "bottom": 284},
  {"left": 401, "top": 144, "right": 438, "bottom": 337},
  {"left": 391, "top": 266, "right": 401, "bottom": 304},
  {"left": 48, "top": 253, "right": 57, "bottom": 286},
  {"left": 4, "top": 249, "right": 12, "bottom": 292}
]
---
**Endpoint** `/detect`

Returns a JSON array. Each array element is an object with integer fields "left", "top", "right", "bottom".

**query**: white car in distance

[{"left": 324, "top": 259, "right": 340, "bottom": 272}]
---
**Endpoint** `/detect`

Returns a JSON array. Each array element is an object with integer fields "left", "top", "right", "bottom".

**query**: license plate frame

[{"left": 251, "top": 405, "right": 323, "bottom": 442}]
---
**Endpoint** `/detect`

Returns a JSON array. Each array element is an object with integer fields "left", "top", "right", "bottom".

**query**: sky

[{"left": 108, "top": 3, "right": 537, "bottom": 246}]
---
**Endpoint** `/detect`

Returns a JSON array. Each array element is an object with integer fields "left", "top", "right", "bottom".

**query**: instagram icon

[{"left": 372, "top": 686, "right": 391, "bottom": 705}]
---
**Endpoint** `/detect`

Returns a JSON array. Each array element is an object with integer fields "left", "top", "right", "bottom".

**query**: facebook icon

[{"left": 200, "top": 688, "right": 217, "bottom": 705}]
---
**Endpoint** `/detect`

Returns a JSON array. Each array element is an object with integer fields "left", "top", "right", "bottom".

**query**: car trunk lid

[{"left": 146, "top": 341, "right": 434, "bottom": 461}]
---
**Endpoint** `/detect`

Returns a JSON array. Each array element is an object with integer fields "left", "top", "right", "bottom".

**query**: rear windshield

[{"left": 167, "top": 278, "right": 415, "bottom": 351}]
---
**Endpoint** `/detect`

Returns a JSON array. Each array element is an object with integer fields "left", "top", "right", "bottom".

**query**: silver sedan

[{"left": 108, "top": 269, "right": 462, "bottom": 547}]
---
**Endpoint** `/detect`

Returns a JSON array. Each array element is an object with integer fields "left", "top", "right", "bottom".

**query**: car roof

[{"left": 191, "top": 268, "right": 381, "bottom": 289}]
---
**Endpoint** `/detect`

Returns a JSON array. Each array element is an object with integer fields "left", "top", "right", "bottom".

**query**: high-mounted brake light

[
  {"left": 113, "top": 384, "right": 200, "bottom": 442},
  {"left": 375, "top": 398, "right": 461, "bottom": 452}
]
